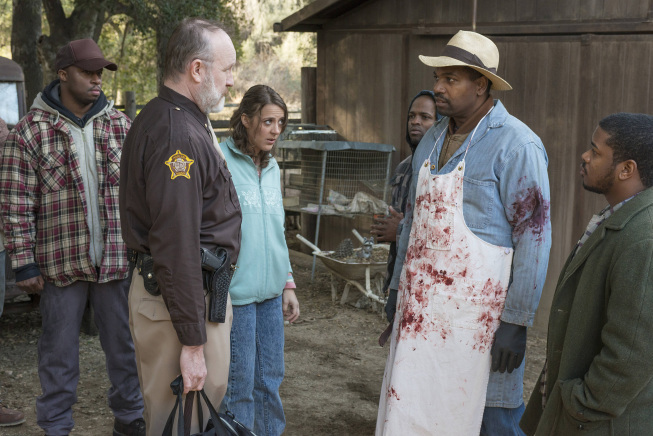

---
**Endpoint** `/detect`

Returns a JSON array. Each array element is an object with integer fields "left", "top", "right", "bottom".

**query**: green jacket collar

[
  {"left": 604, "top": 187, "right": 653, "bottom": 230},
  {"left": 560, "top": 187, "right": 653, "bottom": 286}
]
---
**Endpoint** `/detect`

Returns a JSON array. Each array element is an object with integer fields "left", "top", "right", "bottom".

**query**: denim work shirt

[
  {"left": 390, "top": 100, "right": 552, "bottom": 408},
  {"left": 382, "top": 154, "right": 413, "bottom": 293}
]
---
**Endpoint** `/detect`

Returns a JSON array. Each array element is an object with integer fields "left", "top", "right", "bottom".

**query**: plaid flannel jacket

[{"left": 0, "top": 105, "right": 131, "bottom": 286}]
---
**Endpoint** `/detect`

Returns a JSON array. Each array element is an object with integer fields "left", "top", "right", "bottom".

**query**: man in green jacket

[{"left": 521, "top": 112, "right": 653, "bottom": 435}]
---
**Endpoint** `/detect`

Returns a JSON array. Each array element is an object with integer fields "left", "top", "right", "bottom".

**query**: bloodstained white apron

[{"left": 376, "top": 115, "right": 513, "bottom": 435}]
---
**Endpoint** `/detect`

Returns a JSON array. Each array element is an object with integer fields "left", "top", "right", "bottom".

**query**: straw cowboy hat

[{"left": 419, "top": 30, "right": 512, "bottom": 91}]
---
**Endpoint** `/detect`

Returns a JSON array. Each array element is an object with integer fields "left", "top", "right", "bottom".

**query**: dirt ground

[{"left": 0, "top": 249, "right": 546, "bottom": 436}]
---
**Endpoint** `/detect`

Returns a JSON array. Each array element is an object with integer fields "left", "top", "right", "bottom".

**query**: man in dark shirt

[
  {"left": 119, "top": 18, "right": 242, "bottom": 435},
  {"left": 371, "top": 90, "right": 437, "bottom": 324}
]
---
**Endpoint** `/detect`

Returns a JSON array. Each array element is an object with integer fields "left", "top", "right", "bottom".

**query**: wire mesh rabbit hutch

[{"left": 277, "top": 128, "right": 395, "bottom": 276}]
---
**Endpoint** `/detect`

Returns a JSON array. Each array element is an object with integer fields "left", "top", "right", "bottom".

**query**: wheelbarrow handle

[
  {"left": 351, "top": 229, "right": 365, "bottom": 245},
  {"left": 296, "top": 234, "right": 322, "bottom": 254}
]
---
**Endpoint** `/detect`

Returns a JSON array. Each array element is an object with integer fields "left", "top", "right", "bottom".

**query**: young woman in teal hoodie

[{"left": 218, "top": 85, "right": 299, "bottom": 436}]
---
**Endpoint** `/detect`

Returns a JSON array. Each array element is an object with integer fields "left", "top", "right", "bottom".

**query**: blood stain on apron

[{"left": 474, "top": 279, "right": 508, "bottom": 352}]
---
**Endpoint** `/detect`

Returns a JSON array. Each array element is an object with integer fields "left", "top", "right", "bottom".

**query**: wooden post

[
  {"left": 301, "top": 67, "right": 317, "bottom": 124},
  {"left": 125, "top": 91, "right": 137, "bottom": 120}
]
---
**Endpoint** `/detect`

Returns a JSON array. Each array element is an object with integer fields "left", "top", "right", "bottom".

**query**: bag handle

[
  {"left": 198, "top": 389, "right": 223, "bottom": 426},
  {"left": 196, "top": 391, "right": 204, "bottom": 432},
  {"left": 184, "top": 392, "right": 194, "bottom": 436},
  {"left": 162, "top": 375, "right": 223, "bottom": 436},
  {"left": 162, "top": 376, "right": 184, "bottom": 436}
]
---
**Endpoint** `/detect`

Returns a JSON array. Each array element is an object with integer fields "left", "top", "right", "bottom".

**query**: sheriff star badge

[{"left": 165, "top": 150, "right": 194, "bottom": 180}]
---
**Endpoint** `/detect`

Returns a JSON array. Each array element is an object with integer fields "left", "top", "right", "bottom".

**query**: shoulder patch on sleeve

[{"left": 165, "top": 150, "right": 195, "bottom": 180}]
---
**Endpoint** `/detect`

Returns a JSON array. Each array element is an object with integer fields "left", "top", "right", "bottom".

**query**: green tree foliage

[
  {"left": 0, "top": 0, "right": 11, "bottom": 58},
  {"left": 231, "top": 0, "right": 316, "bottom": 109},
  {"left": 6, "top": 0, "right": 243, "bottom": 104},
  {"left": 116, "top": 0, "right": 244, "bottom": 89},
  {"left": 98, "top": 14, "right": 158, "bottom": 103},
  {"left": 2, "top": 0, "right": 315, "bottom": 110}
]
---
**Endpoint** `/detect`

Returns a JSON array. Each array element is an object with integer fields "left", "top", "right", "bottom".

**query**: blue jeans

[
  {"left": 220, "top": 295, "right": 285, "bottom": 436},
  {"left": 480, "top": 403, "right": 526, "bottom": 436}
]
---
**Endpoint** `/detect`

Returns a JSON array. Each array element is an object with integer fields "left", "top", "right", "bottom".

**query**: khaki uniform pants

[{"left": 128, "top": 272, "right": 232, "bottom": 436}]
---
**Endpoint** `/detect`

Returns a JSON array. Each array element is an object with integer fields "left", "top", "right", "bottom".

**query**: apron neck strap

[
  {"left": 428, "top": 127, "right": 447, "bottom": 163},
  {"left": 461, "top": 106, "right": 494, "bottom": 162},
  {"left": 428, "top": 106, "right": 495, "bottom": 167}
]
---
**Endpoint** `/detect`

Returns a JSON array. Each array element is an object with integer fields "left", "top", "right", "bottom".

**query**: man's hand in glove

[
  {"left": 490, "top": 321, "right": 527, "bottom": 373},
  {"left": 385, "top": 288, "right": 398, "bottom": 323}
]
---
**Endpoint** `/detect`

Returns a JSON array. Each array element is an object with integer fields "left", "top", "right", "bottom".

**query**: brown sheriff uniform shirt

[{"left": 120, "top": 86, "right": 242, "bottom": 346}]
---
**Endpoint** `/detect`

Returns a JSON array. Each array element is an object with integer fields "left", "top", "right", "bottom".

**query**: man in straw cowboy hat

[{"left": 377, "top": 30, "right": 551, "bottom": 435}]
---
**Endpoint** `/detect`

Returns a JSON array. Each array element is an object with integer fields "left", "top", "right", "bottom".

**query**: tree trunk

[
  {"left": 155, "top": 19, "right": 179, "bottom": 92},
  {"left": 156, "top": 26, "right": 167, "bottom": 92},
  {"left": 11, "top": 0, "right": 43, "bottom": 107},
  {"left": 38, "top": 0, "right": 73, "bottom": 83},
  {"left": 112, "top": 20, "right": 133, "bottom": 101}
]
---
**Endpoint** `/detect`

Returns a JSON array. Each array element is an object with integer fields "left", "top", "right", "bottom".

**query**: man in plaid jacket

[{"left": 0, "top": 39, "right": 144, "bottom": 436}]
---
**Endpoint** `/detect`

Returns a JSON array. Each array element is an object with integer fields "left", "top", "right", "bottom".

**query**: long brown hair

[{"left": 229, "top": 85, "right": 288, "bottom": 168}]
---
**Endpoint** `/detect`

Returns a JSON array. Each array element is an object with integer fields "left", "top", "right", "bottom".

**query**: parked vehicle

[{"left": 0, "top": 56, "right": 34, "bottom": 313}]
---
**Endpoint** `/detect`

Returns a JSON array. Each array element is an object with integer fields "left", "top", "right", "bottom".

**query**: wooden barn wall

[
  {"left": 326, "top": 0, "right": 650, "bottom": 28},
  {"left": 315, "top": 26, "right": 653, "bottom": 330},
  {"left": 493, "top": 34, "right": 653, "bottom": 329},
  {"left": 317, "top": 31, "right": 403, "bottom": 145},
  {"left": 495, "top": 36, "right": 586, "bottom": 331}
]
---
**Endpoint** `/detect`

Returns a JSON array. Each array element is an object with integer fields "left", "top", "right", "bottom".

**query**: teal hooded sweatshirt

[{"left": 220, "top": 137, "right": 292, "bottom": 305}]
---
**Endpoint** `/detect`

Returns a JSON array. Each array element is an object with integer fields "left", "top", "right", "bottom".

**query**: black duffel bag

[{"left": 162, "top": 375, "right": 256, "bottom": 436}]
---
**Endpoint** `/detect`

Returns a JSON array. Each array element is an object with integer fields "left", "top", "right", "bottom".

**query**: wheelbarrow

[{"left": 297, "top": 232, "right": 388, "bottom": 310}]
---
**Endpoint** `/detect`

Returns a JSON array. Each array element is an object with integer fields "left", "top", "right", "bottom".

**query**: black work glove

[
  {"left": 490, "top": 321, "right": 527, "bottom": 373},
  {"left": 385, "top": 288, "right": 398, "bottom": 323}
]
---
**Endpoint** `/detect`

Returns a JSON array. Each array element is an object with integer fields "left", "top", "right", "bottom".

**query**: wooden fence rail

[{"left": 115, "top": 95, "right": 301, "bottom": 125}]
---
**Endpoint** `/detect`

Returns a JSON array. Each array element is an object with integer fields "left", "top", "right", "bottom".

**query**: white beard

[
  {"left": 198, "top": 73, "right": 225, "bottom": 115},
  {"left": 212, "top": 95, "right": 225, "bottom": 114}
]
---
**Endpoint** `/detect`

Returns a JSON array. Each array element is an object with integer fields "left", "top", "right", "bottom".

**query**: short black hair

[{"left": 599, "top": 113, "right": 653, "bottom": 188}]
